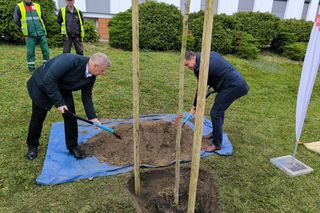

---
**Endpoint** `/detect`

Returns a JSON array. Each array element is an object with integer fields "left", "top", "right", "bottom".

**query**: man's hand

[
  {"left": 57, "top": 105, "right": 68, "bottom": 114},
  {"left": 90, "top": 118, "right": 101, "bottom": 126},
  {"left": 190, "top": 106, "right": 196, "bottom": 115}
]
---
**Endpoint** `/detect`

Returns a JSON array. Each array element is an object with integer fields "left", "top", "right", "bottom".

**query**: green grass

[{"left": 1, "top": 43, "right": 320, "bottom": 212}]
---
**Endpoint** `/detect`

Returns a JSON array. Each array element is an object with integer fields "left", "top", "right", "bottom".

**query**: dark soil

[
  {"left": 128, "top": 167, "right": 220, "bottom": 213},
  {"left": 80, "top": 120, "right": 211, "bottom": 166}
]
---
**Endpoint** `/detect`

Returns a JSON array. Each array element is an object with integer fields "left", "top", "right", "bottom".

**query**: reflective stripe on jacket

[
  {"left": 61, "top": 7, "right": 85, "bottom": 39},
  {"left": 17, "top": 2, "right": 46, "bottom": 36}
]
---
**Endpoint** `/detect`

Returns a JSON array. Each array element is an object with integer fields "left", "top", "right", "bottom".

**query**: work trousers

[
  {"left": 26, "top": 36, "right": 50, "bottom": 73},
  {"left": 26, "top": 93, "right": 78, "bottom": 150},
  {"left": 210, "top": 82, "right": 249, "bottom": 147},
  {"left": 63, "top": 35, "right": 83, "bottom": 55}
]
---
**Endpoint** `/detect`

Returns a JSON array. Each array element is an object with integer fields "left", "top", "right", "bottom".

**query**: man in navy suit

[
  {"left": 26, "top": 52, "right": 111, "bottom": 160},
  {"left": 184, "top": 51, "right": 249, "bottom": 152}
]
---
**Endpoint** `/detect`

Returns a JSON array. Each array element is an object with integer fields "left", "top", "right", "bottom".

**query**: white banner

[{"left": 295, "top": 14, "right": 320, "bottom": 148}]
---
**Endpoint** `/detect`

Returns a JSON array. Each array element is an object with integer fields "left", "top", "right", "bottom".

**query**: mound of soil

[
  {"left": 128, "top": 167, "right": 220, "bottom": 213},
  {"left": 80, "top": 120, "right": 211, "bottom": 166}
]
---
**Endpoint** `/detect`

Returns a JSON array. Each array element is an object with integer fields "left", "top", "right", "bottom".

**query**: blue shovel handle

[
  {"left": 64, "top": 110, "right": 121, "bottom": 139},
  {"left": 94, "top": 123, "right": 122, "bottom": 139},
  {"left": 94, "top": 123, "right": 114, "bottom": 134},
  {"left": 182, "top": 114, "right": 192, "bottom": 126}
]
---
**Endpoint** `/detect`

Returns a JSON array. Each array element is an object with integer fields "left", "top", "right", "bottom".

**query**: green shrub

[
  {"left": 236, "top": 43, "right": 259, "bottom": 59},
  {"left": 188, "top": 10, "right": 204, "bottom": 20},
  {"left": 188, "top": 15, "right": 203, "bottom": 50},
  {"left": 234, "top": 12, "right": 280, "bottom": 48},
  {"left": 279, "top": 19, "right": 313, "bottom": 42},
  {"left": 108, "top": 11, "right": 132, "bottom": 50},
  {"left": 84, "top": 21, "right": 99, "bottom": 43},
  {"left": 139, "top": 2, "right": 182, "bottom": 50},
  {"left": 109, "top": 1, "right": 183, "bottom": 51},
  {"left": 214, "top": 14, "right": 240, "bottom": 30},
  {"left": 232, "top": 31, "right": 259, "bottom": 59},
  {"left": 271, "top": 19, "right": 312, "bottom": 53},
  {"left": 0, "top": 0, "right": 26, "bottom": 43},
  {"left": 271, "top": 32, "right": 297, "bottom": 53},
  {"left": 46, "top": 14, "right": 63, "bottom": 47},
  {"left": 211, "top": 23, "right": 233, "bottom": 54},
  {"left": 177, "top": 31, "right": 195, "bottom": 50},
  {"left": 283, "top": 42, "right": 307, "bottom": 61},
  {"left": 188, "top": 14, "right": 233, "bottom": 54}
]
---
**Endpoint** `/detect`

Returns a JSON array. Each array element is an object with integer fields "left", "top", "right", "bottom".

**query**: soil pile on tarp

[
  {"left": 80, "top": 120, "right": 211, "bottom": 166},
  {"left": 128, "top": 167, "right": 220, "bottom": 213}
]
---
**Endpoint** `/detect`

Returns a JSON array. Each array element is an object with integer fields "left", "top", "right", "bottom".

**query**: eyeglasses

[{"left": 67, "top": 0, "right": 73, "bottom": 1}]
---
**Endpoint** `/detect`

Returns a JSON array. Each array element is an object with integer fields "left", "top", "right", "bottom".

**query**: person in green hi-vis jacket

[{"left": 14, "top": 0, "right": 50, "bottom": 74}]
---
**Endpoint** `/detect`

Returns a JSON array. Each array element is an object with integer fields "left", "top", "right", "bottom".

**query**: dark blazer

[
  {"left": 194, "top": 51, "right": 245, "bottom": 92},
  {"left": 193, "top": 51, "right": 249, "bottom": 106},
  {"left": 27, "top": 53, "right": 97, "bottom": 119}
]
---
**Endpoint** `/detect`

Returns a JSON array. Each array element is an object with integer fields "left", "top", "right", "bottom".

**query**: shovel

[
  {"left": 177, "top": 87, "right": 216, "bottom": 127},
  {"left": 65, "top": 110, "right": 122, "bottom": 139}
]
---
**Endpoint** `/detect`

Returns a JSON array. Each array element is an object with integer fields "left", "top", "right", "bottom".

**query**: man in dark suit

[
  {"left": 184, "top": 51, "right": 249, "bottom": 152},
  {"left": 26, "top": 52, "right": 111, "bottom": 160}
]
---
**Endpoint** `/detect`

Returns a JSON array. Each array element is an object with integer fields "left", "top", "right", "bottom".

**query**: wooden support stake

[
  {"left": 174, "top": 0, "right": 191, "bottom": 205},
  {"left": 187, "top": 0, "right": 215, "bottom": 212},
  {"left": 132, "top": 0, "right": 141, "bottom": 197}
]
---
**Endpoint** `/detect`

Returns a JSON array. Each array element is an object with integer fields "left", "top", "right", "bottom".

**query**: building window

[
  {"left": 200, "top": 0, "right": 206, "bottom": 11},
  {"left": 199, "top": 0, "right": 218, "bottom": 12},
  {"left": 139, "top": 0, "right": 157, "bottom": 2},
  {"left": 271, "top": 0, "right": 287, "bottom": 19},
  {"left": 180, "top": 0, "right": 186, "bottom": 14},
  {"left": 238, "top": 0, "right": 254, "bottom": 12},
  {"left": 58, "top": 0, "right": 65, "bottom": 8},
  {"left": 86, "top": 0, "right": 109, "bottom": 13},
  {"left": 301, "top": 0, "right": 311, "bottom": 20}
]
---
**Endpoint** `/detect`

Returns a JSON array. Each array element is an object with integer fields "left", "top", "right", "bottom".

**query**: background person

[
  {"left": 14, "top": 0, "right": 50, "bottom": 73},
  {"left": 57, "top": 0, "right": 85, "bottom": 55}
]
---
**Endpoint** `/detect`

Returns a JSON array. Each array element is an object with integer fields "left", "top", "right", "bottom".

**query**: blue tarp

[{"left": 36, "top": 113, "right": 233, "bottom": 185}]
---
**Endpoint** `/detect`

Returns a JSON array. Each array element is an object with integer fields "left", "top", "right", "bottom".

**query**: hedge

[
  {"left": 271, "top": 19, "right": 313, "bottom": 53},
  {"left": 109, "top": 1, "right": 183, "bottom": 51},
  {"left": 283, "top": 42, "right": 307, "bottom": 61},
  {"left": 232, "top": 31, "right": 259, "bottom": 59},
  {"left": 232, "top": 12, "right": 280, "bottom": 48}
]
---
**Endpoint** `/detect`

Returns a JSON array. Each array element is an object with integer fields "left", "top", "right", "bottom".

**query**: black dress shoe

[
  {"left": 27, "top": 147, "right": 38, "bottom": 160},
  {"left": 69, "top": 146, "right": 86, "bottom": 159}
]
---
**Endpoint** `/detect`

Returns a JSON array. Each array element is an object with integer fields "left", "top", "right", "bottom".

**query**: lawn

[{"left": 0, "top": 42, "right": 320, "bottom": 212}]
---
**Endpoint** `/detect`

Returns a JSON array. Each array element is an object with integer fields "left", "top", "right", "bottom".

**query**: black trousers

[
  {"left": 26, "top": 93, "right": 78, "bottom": 150},
  {"left": 210, "top": 81, "right": 249, "bottom": 147},
  {"left": 63, "top": 35, "right": 83, "bottom": 55}
]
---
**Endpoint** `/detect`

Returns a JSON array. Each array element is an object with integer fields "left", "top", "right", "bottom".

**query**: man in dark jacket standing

[
  {"left": 184, "top": 51, "right": 249, "bottom": 152},
  {"left": 57, "top": 0, "right": 85, "bottom": 55},
  {"left": 26, "top": 52, "right": 111, "bottom": 160},
  {"left": 14, "top": 0, "right": 50, "bottom": 73}
]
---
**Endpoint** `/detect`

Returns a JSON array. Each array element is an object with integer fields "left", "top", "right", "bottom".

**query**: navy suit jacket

[
  {"left": 193, "top": 51, "right": 249, "bottom": 106},
  {"left": 27, "top": 53, "right": 97, "bottom": 119}
]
